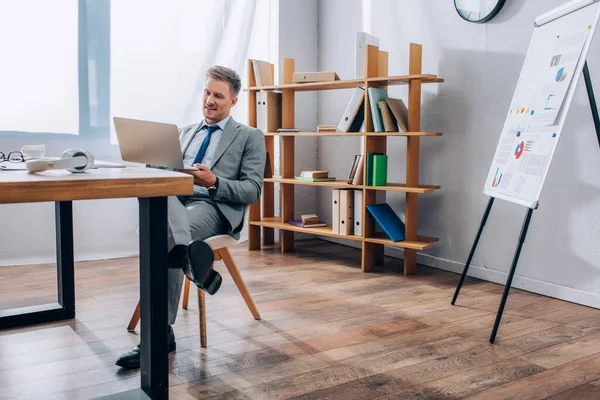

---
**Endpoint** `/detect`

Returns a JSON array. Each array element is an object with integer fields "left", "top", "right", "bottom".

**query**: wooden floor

[{"left": 2, "top": 240, "right": 600, "bottom": 400}]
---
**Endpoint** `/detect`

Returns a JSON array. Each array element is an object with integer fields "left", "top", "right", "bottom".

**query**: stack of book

[
  {"left": 288, "top": 213, "right": 327, "bottom": 228},
  {"left": 295, "top": 171, "right": 335, "bottom": 182}
]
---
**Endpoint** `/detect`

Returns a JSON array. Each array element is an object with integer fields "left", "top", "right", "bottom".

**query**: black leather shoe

[
  {"left": 186, "top": 240, "right": 221, "bottom": 295},
  {"left": 168, "top": 245, "right": 189, "bottom": 269},
  {"left": 115, "top": 326, "right": 176, "bottom": 369}
]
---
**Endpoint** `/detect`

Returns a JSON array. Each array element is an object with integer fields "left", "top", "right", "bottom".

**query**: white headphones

[{"left": 26, "top": 148, "right": 95, "bottom": 173}]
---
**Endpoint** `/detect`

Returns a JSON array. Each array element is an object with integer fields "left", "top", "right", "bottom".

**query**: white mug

[{"left": 21, "top": 144, "right": 46, "bottom": 159}]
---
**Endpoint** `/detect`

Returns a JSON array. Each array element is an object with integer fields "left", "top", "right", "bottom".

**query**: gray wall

[{"left": 317, "top": 0, "right": 600, "bottom": 307}]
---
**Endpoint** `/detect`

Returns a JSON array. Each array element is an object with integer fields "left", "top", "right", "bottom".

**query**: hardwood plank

[
  {"left": 465, "top": 352, "right": 600, "bottom": 400},
  {"left": 519, "top": 332, "right": 600, "bottom": 369},
  {"left": 546, "top": 378, "right": 600, "bottom": 400}
]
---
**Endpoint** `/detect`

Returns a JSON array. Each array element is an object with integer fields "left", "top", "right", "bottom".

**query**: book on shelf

[
  {"left": 346, "top": 155, "right": 364, "bottom": 185},
  {"left": 372, "top": 154, "right": 387, "bottom": 186},
  {"left": 378, "top": 101, "right": 399, "bottom": 132},
  {"left": 337, "top": 87, "right": 365, "bottom": 133},
  {"left": 251, "top": 59, "right": 274, "bottom": 86},
  {"left": 287, "top": 219, "right": 327, "bottom": 228},
  {"left": 293, "top": 71, "right": 340, "bottom": 83},
  {"left": 366, "top": 203, "right": 405, "bottom": 242},
  {"left": 277, "top": 128, "right": 300, "bottom": 132},
  {"left": 367, "top": 87, "right": 388, "bottom": 132},
  {"left": 385, "top": 98, "right": 409, "bottom": 132},
  {"left": 317, "top": 125, "right": 337, "bottom": 132},
  {"left": 295, "top": 176, "right": 336, "bottom": 182},
  {"left": 300, "top": 170, "right": 329, "bottom": 178},
  {"left": 301, "top": 213, "right": 319, "bottom": 223},
  {"left": 365, "top": 152, "right": 383, "bottom": 186}
]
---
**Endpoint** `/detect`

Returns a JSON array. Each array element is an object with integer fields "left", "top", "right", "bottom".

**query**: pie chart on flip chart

[
  {"left": 515, "top": 141, "right": 525, "bottom": 159},
  {"left": 556, "top": 67, "right": 567, "bottom": 82}
]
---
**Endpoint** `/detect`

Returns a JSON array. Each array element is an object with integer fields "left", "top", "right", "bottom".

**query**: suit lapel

[{"left": 210, "top": 117, "right": 241, "bottom": 168}]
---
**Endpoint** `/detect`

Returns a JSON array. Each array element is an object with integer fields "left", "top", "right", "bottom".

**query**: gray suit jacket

[{"left": 178, "top": 117, "right": 266, "bottom": 239}]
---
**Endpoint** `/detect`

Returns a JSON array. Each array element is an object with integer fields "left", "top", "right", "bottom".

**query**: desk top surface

[{"left": 0, "top": 167, "right": 193, "bottom": 204}]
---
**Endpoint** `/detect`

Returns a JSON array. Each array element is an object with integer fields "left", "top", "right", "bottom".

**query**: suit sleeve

[{"left": 213, "top": 128, "right": 266, "bottom": 205}]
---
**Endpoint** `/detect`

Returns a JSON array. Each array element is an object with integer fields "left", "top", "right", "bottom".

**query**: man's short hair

[{"left": 206, "top": 65, "right": 242, "bottom": 96}]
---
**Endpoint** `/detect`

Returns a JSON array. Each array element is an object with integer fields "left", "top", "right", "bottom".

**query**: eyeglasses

[{"left": 0, "top": 151, "right": 25, "bottom": 163}]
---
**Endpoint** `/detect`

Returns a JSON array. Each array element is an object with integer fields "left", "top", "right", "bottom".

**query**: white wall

[
  {"left": 317, "top": 0, "right": 600, "bottom": 308},
  {"left": 278, "top": 0, "right": 320, "bottom": 220}
]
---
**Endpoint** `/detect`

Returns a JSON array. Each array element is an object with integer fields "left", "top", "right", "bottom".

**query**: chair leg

[
  {"left": 127, "top": 300, "right": 141, "bottom": 332},
  {"left": 219, "top": 248, "right": 261, "bottom": 320},
  {"left": 182, "top": 276, "right": 191, "bottom": 309},
  {"left": 197, "top": 288, "right": 207, "bottom": 347}
]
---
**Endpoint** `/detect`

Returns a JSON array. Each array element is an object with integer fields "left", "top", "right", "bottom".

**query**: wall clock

[{"left": 454, "top": 0, "right": 506, "bottom": 23}]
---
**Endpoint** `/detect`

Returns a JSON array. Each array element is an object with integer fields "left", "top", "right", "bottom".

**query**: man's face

[{"left": 203, "top": 78, "right": 237, "bottom": 124}]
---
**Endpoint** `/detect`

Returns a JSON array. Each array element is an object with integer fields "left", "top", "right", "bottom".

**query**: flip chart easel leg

[
  {"left": 583, "top": 61, "right": 600, "bottom": 147},
  {"left": 451, "top": 197, "right": 495, "bottom": 305},
  {"left": 490, "top": 207, "right": 534, "bottom": 344}
]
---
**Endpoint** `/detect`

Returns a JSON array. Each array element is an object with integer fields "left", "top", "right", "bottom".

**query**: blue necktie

[
  {"left": 178, "top": 124, "right": 219, "bottom": 203},
  {"left": 192, "top": 124, "right": 219, "bottom": 166}
]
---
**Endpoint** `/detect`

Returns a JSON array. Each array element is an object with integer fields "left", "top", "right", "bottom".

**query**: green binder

[
  {"left": 372, "top": 154, "right": 388, "bottom": 186},
  {"left": 365, "top": 152, "right": 383, "bottom": 186}
]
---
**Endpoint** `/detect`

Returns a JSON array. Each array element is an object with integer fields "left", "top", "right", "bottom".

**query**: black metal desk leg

[
  {"left": 138, "top": 197, "right": 169, "bottom": 399},
  {"left": 56, "top": 201, "right": 75, "bottom": 317},
  {"left": 452, "top": 197, "right": 495, "bottom": 305},
  {"left": 490, "top": 207, "right": 534, "bottom": 344}
]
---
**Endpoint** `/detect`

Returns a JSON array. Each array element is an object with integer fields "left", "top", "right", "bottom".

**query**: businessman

[{"left": 116, "top": 65, "right": 266, "bottom": 369}]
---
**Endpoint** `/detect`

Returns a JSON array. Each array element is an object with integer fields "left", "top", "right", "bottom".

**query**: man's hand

[{"left": 178, "top": 164, "right": 217, "bottom": 187}]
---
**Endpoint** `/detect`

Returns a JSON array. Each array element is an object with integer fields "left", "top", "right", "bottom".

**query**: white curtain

[
  {"left": 110, "top": 0, "right": 272, "bottom": 144},
  {"left": 0, "top": 0, "right": 79, "bottom": 134}
]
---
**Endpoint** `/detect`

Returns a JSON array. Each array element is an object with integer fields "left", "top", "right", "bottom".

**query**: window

[{"left": 1, "top": 0, "right": 276, "bottom": 146}]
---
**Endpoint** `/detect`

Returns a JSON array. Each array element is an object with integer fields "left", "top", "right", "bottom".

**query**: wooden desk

[{"left": 0, "top": 167, "right": 193, "bottom": 399}]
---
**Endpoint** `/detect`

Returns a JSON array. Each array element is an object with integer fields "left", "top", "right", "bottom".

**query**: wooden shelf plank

[
  {"left": 264, "top": 178, "right": 440, "bottom": 193},
  {"left": 264, "top": 177, "right": 359, "bottom": 189},
  {"left": 365, "top": 132, "right": 442, "bottom": 137},
  {"left": 264, "top": 131, "right": 363, "bottom": 137},
  {"left": 249, "top": 217, "right": 363, "bottom": 241},
  {"left": 364, "top": 235, "right": 439, "bottom": 250},
  {"left": 248, "top": 74, "right": 441, "bottom": 92},
  {"left": 264, "top": 131, "right": 442, "bottom": 137},
  {"left": 365, "top": 183, "right": 441, "bottom": 193}
]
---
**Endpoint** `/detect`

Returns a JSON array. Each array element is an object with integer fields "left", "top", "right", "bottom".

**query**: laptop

[{"left": 113, "top": 117, "right": 198, "bottom": 170}]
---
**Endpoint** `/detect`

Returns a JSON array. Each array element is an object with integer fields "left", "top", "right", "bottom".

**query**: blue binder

[{"left": 366, "top": 203, "right": 405, "bottom": 242}]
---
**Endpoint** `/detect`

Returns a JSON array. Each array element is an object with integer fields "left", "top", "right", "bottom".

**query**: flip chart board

[{"left": 483, "top": 0, "right": 600, "bottom": 208}]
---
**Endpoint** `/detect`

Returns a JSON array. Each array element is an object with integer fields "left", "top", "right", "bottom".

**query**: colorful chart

[
  {"left": 556, "top": 67, "right": 567, "bottom": 82},
  {"left": 492, "top": 168, "right": 503, "bottom": 188},
  {"left": 515, "top": 141, "right": 525, "bottom": 159}
]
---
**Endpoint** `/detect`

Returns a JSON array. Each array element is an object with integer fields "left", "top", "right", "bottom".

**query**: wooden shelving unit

[{"left": 247, "top": 43, "right": 443, "bottom": 275}]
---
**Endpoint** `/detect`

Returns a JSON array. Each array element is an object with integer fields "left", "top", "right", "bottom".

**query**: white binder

[
  {"left": 337, "top": 88, "right": 365, "bottom": 132},
  {"left": 353, "top": 190, "right": 363, "bottom": 236},
  {"left": 339, "top": 189, "right": 354, "bottom": 235},
  {"left": 332, "top": 189, "right": 340, "bottom": 234}
]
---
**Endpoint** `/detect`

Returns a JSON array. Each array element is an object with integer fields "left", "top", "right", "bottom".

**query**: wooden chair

[{"left": 127, "top": 208, "right": 260, "bottom": 347}]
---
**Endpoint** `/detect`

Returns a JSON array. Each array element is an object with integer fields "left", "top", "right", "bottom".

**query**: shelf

[
  {"left": 264, "top": 131, "right": 442, "bottom": 137},
  {"left": 249, "top": 217, "right": 363, "bottom": 241},
  {"left": 264, "top": 177, "right": 358, "bottom": 189},
  {"left": 365, "top": 132, "right": 442, "bottom": 137},
  {"left": 249, "top": 218, "right": 438, "bottom": 250},
  {"left": 365, "top": 183, "right": 441, "bottom": 193},
  {"left": 264, "top": 178, "right": 440, "bottom": 193},
  {"left": 364, "top": 234, "right": 439, "bottom": 250},
  {"left": 248, "top": 74, "right": 442, "bottom": 92}
]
